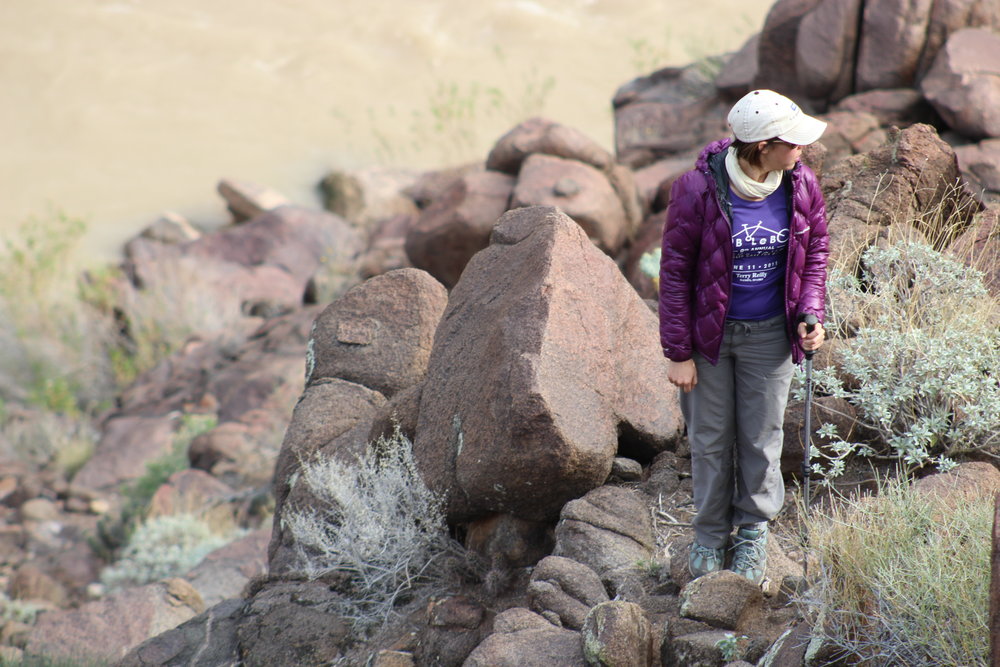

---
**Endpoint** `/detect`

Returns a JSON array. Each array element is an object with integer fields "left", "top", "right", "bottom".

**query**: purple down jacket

[{"left": 658, "top": 138, "right": 829, "bottom": 366}]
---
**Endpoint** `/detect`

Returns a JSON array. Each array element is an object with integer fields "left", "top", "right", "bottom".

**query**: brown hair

[{"left": 731, "top": 139, "right": 768, "bottom": 168}]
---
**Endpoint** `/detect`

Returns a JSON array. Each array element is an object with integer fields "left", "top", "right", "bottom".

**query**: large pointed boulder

[{"left": 413, "top": 206, "right": 684, "bottom": 523}]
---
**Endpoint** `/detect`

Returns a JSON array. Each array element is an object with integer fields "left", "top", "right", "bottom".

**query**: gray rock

[
  {"left": 236, "top": 580, "right": 351, "bottom": 667},
  {"left": 115, "top": 598, "right": 244, "bottom": 667},
  {"left": 581, "top": 601, "right": 653, "bottom": 667},
  {"left": 679, "top": 571, "right": 763, "bottom": 630},
  {"left": 528, "top": 556, "right": 609, "bottom": 630},
  {"left": 554, "top": 485, "right": 655, "bottom": 577},
  {"left": 464, "top": 624, "right": 584, "bottom": 667}
]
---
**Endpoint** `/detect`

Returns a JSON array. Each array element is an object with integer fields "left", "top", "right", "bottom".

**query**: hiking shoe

[
  {"left": 730, "top": 524, "right": 768, "bottom": 584},
  {"left": 688, "top": 541, "right": 725, "bottom": 578}
]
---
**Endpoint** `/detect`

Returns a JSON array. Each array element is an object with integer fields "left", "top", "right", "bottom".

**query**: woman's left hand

[{"left": 798, "top": 320, "right": 825, "bottom": 352}]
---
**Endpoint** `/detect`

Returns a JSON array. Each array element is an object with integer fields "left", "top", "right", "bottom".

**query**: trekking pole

[{"left": 800, "top": 313, "right": 817, "bottom": 581}]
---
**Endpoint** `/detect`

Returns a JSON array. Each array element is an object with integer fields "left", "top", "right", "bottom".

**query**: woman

[{"left": 658, "top": 89, "right": 829, "bottom": 584}]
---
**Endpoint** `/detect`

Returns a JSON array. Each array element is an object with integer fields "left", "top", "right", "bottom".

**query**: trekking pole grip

[{"left": 801, "top": 313, "right": 818, "bottom": 360}]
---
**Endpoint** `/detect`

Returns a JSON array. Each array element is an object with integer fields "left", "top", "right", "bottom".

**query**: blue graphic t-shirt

[{"left": 728, "top": 187, "right": 789, "bottom": 320}]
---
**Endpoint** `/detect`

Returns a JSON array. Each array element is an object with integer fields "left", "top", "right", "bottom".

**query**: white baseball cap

[{"left": 727, "top": 89, "right": 827, "bottom": 145}]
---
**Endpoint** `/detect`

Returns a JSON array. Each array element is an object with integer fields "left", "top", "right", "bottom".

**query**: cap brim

[{"left": 778, "top": 114, "right": 828, "bottom": 146}]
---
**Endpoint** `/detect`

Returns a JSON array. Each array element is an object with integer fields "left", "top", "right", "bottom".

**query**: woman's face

[{"left": 759, "top": 140, "right": 803, "bottom": 172}]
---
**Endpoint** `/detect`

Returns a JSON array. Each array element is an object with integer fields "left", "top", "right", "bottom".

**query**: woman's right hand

[{"left": 668, "top": 359, "right": 697, "bottom": 393}]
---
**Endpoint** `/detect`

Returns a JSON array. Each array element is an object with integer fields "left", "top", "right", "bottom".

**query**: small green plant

[
  {"left": 715, "top": 632, "right": 748, "bottom": 661},
  {"left": 802, "top": 240, "right": 1000, "bottom": 479},
  {"left": 284, "top": 424, "right": 460, "bottom": 633},
  {"left": 97, "top": 413, "right": 218, "bottom": 556},
  {"left": 0, "top": 591, "right": 47, "bottom": 624},
  {"left": 99, "top": 514, "right": 237, "bottom": 591},
  {"left": 803, "top": 475, "right": 991, "bottom": 666}
]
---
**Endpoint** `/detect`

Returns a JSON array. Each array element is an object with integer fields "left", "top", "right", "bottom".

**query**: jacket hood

[{"left": 695, "top": 138, "right": 733, "bottom": 172}]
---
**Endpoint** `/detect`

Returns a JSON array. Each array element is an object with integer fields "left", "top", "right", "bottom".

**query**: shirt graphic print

[{"left": 728, "top": 187, "right": 789, "bottom": 320}]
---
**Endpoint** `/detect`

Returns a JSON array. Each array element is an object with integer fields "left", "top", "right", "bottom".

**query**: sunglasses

[{"left": 768, "top": 139, "right": 801, "bottom": 149}]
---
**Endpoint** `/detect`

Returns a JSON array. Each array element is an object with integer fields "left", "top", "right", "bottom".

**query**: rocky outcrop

[
  {"left": 464, "top": 608, "right": 586, "bottom": 667},
  {"left": 413, "top": 206, "right": 684, "bottom": 523},
  {"left": 305, "top": 268, "right": 447, "bottom": 397},
  {"left": 404, "top": 171, "right": 515, "bottom": 288},
  {"left": 553, "top": 485, "right": 656, "bottom": 578},
  {"left": 24, "top": 579, "right": 204, "bottom": 664},
  {"left": 822, "top": 123, "right": 982, "bottom": 269},
  {"left": 528, "top": 556, "right": 609, "bottom": 630},
  {"left": 921, "top": 27, "right": 1000, "bottom": 139}
]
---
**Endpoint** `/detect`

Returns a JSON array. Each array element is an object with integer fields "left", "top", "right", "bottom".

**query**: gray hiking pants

[{"left": 680, "top": 314, "right": 794, "bottom": 549}]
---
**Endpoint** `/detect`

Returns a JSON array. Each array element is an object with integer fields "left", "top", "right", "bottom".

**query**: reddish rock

[
  {"left": 307, "top": 268, "right": 448, "bottom": 397},
  {"left": 487, "top": 117, "right": 614, "bottom": 175},
  {"left": 912, "top": 461, "right": 1000, "bottom": 508},
  {"left": 413, "top": 207, "right": 684, "bottom": 523},
  {"left": 822, "top": 124, "right": 980, "bottom": 238},
  {"left": 753, "top": 0, "right": 822, "bottom": 99},
  {"left": 23, "top": 579, "right": 204, "bottom": 664},
  {"left": 855, "top": 0, "right": 934, "bottom": 91},
  {"left": 796, "top": 0, "right": 862, "bottom": 103},
  {"left": 404, "top": 171, "right": 515, "bottom": 288},
  {"left": 511, "top": 154, "right": 629, "bottom": 255},
  {"left": 715, "top": 33, "right": 759, "bottom": 99},
  {"left": 403, "top": 162, "right": 484, "bottom": 209},
  {"left": 358, "top": 213, "right": 415, "bottom": 279},
  {"left": 680, "top": 571, "right": 764, "bottom": 630},
  {"left": 947, "top": 207, "right": 1000, "bottom": 298},
  {"left": 954, "top": 139, "right": 1000, "bottom": 204},
  {"left": 613, "top": 63, "right": 729, "bottom": 169},
  {"left": 216, "top": 179, "right": 289, "bottom": 223},
  {"left": 632, "top": 155, "right": 696, "bottom": 215},
  {"left": 147, "top": 469, "right": 235, "bottom": 524},
  {"left": 184, "top": 528, "right": 270, "bottom": 608},
  {"left": 464, "top": 620, "right": 583, "bottom": 667},
  {"left": 921, "top": 28, "right": 1000, "bottom": 139},
  {"left": 833, "top": 89, "right": 941, "bottom": 128},
  {"left": 72, "top": 415, "right": 175, "bottom": 492},
  {"left": 917, "top": 0, "right": 1000, "bottom": 79}
]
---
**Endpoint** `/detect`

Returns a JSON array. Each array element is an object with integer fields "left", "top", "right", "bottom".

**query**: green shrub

[
  {"left": 804, "top": 475, "right": 991, "bottom": 666},
  {"left": 95, "top": 413, "right": 217, "bottom": 558},
  {"left": 0, "top": 212, "right": 118, "bottom": 416},
  {"left": 284, "top": 425, "right": 460, "bottom": 633},
  {"left": 99, "top": 514, "right": 236, "bottom": 591},
  {"left": 805, "top": 240, "right": 1000, "bottom": 479}
]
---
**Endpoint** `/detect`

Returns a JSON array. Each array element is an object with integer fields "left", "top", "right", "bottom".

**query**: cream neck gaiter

[{"left": 725, "top": 146, "right": 782, "bottom": 200}]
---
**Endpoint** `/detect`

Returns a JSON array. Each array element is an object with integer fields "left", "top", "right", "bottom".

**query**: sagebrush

[
  {"left": 803, "top": 240, "right": 1000, "bottom": 479},
  {"left": 284, "top": 425, "right": 461, "bottom": 633}
]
